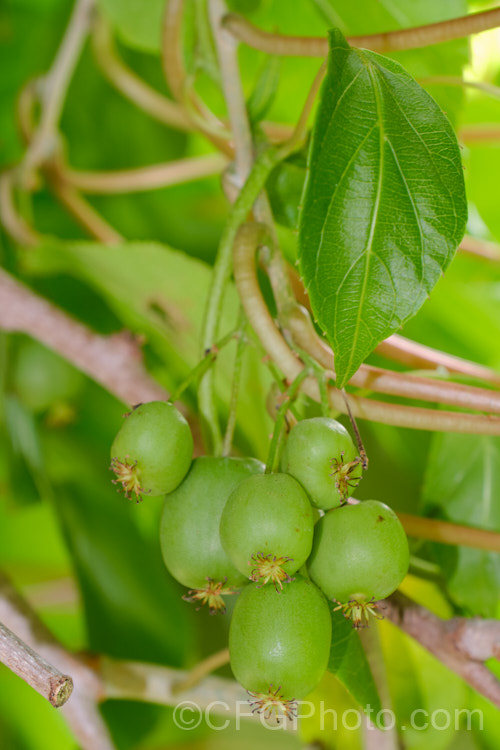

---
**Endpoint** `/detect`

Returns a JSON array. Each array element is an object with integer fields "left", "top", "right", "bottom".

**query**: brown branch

[
  {"left": 397, "top": 513, "right": 500, "bottom": 552},
  {"left": 0, "top": 622, "right": 73, "bottom": 707},
  {"left": 0, "top": 267, "right": 166, "bottom": 406},
  {"left": 223, "top": 6, "right": 500, "bottom": 57},
  {"left": 380, "top": 592, "right": 500, "bottom": 708},
  {"left": 0, "top": 572, "right": 114, "bottom": 750},
  {"left": 58, "top": 153, "right": 228, "bottom": 194}
]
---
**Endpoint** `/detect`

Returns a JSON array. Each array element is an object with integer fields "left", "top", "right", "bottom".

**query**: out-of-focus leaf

[
  {"left": 299, "top": 30, "right": 467, "bottom": 387},
  {"left": 327, "top": 610, "right": 382, "bottom": 716},
  {"left": 422, "top": 432, "right": 500, "bottom": 616},
  {"left": 20, "top": 241, "right": 274, "bottom": 460},
  {"left": 247, "top": 55, "right": 281, "bottom": 125},
  {"left": 4, "top": 396, "right": 50, "bottom": 505},
  {"left": 380, "top": 617, "right": 468, "bottom": 749},
  {"left": 97, "top": 0, "right": 164, "bottom": 53},
  {"left": 267, "top": 152, "right": 307, "bottom": 230}
]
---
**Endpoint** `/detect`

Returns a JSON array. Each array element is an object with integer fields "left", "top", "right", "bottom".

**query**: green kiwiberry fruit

[
  {"left": 281, "top": 417, "right": 362, "bottom": 509},
  {"left": 160, "top": 456, "right": 264, "bottom": 612},
  {"left": 307, "top": 500, "right": 409, "bottom": 627},
  {"left": 110, "top": 401, "right": 193, "bottom": 500},
  {"left": 220, "top": 472, "right": 314, "bottom": 589},
  {"left": 229, "top": 576, "right": 331, "bottom": 718}
]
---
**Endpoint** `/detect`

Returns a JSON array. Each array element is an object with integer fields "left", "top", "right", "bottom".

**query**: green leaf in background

[
  {"left": 422, "top": 432, "right": 500, "bottom": 617},
  {"left": 20, "top": 241, "right": 273, "bottom": 459},
  {"left": 299, "top": 29, "right": 467, "bottom": 388},
  {"left": 97, "top": 0, "right": 164, "bottom": 54},
  {"left": 247, "top": 54, "right": 281, "bottom": 126},
  {"left": 267, "top": 150, "right": 307, "bottom": 230},
  {"left": 327, "top": 609, "right": 382, "bottom": 715}
]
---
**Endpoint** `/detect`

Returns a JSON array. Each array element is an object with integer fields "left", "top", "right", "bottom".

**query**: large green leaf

[
  {"left": 422, "top": 432, "right": 500, "bottom": 616},
  {"left": 328, "top": 610, "right": 382, "bottom": 715},
  {"left": 299, "top": 30, "right": 467, "bottom": 388}
]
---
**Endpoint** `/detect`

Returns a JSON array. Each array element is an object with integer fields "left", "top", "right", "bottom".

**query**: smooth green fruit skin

[
  {"left": 160, "top": 456, "right": 264, "bottom": 589},
  {"left": 111, "top": 401, "right": 193, "bottom": 496},
  {"left": 220, "top": 473, "right": 314, "bottom": 577},
  {"left": 281, "top": 417, "right": 362, "bottom": 509},
  {"left": 229, "top": 576, "right": 331, "bottom": 699},
  {"left": 14, "top": 339, "right": 83, "bottom": 413},
  {"left": 308, "top": 500, "right": 410, "bottom": 602}
]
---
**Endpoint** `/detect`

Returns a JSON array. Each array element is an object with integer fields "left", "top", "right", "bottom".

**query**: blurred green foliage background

[{"left": 1, "top": 0, "right": 500, "bottom": 748}]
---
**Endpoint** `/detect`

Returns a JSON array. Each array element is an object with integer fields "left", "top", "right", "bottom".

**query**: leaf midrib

[{"left": 341, "top": 58, "right": 385, "bottom": 382}]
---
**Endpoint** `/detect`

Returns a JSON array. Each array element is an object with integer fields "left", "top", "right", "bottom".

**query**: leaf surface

[
  {"left": 299, "top": 30, "right": 467, "bottom": 386},
  {"left": 422, "top": 432, "right": 500, "bottom": 616}
]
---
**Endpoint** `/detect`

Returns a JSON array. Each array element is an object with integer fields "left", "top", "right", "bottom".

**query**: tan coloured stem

[
  {"left": 93, "top": 15, "right": 191, "bottom": 131},
  {"left": 287, "top": 305, "right": 500, "bottom": 413},
  {"left": 58, "top": 154, "right": 227, "bottom": 194},
  {"left": 234, "top": 223, "right": 500, "bottom": 434},
  {"left": 223, "top": 7, "right": 500, "bottom": 57},
  {"left": 398, "top": 513, "right": 500, "bottom": 552}
]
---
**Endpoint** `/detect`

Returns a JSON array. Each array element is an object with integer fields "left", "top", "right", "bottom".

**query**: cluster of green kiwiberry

[{"left": 110, "top": 402, "right": 409, "bottom": 718}]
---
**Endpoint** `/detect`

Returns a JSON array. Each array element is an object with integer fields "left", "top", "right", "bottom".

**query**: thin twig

[
  {"left": 20, "top": 0, "right": 95, "bottom": 185},
  {"left": 100, "top": 656, "right": 250, "bottom": 713},
  {"left": 0, "top": 572, "right": 114, "bottom": 750},
  {"left": 47, "top": 170, "right": 123, "bottom": 243},
  {"left": 92, "top": 16, "right": 191, "bottom": 132},
  {"left": 0, "top": 268, "right": 166, "bottom": 406},
  {"left": 233, "top": 222, "right": 500, "bottom": 434},
  {"left": 376, "top": 334, "right": 500, "bottom": 388},
  {"left": 460, "top": 124, "right": 500, "bottom": 143},
  {"left": 223, "top": 6, "right": 500, "bottom": 57},
  {"left": 0, "top": 622, "right": 73, "bottom": 707},
  {"left": 172, "top": 648, "right": 230, "bottom": 694},
  {"left": 459, "top": 235, "right": 500, "bottom": 262},
  {"left": 58, "top": 153, "right": 228, "bottom": 194},
  {"left": 397, "top": 513, "right": 500, "bottom": 552},
  {"left": 380, "top": 591, "right": 500, "bottom": 709},
  {"left": 209, "top": 0, "right": 254, "bottom": 182},
  {"left": 287, "top": 265, "right": 500, "bottom": 389},
  {"left": 287, "top": 305, "right": 500, "bottom": 413}
]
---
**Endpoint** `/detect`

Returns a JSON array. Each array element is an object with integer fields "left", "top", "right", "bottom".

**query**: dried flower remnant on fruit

[
  {"left": 248, "top": 685, "right": 298, "bottom": 723},
  {"left": 110, "top": 456, "right": 147, "bottom": 501},
  {"left": 333, "top": 596, "right": 384, "bottom": 629},
  {"left": 249, "top": 552, "right": 294, "bottom": 591},
  {"left": 329, "top": 452, "right": 362, "bottom": 503},
  {"left": 182, "top": 578, "right": 237, "bottom": 614}
]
